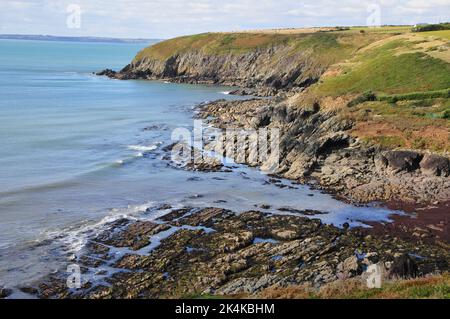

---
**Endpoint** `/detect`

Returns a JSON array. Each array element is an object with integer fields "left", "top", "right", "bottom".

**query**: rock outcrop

[
  {"left": 99, "top": 45, "right": 326, "bottom": 96},
  {"left": 96, "top": 32, "right": 450, "bottom": 206},
  {"left": 98, "top": 31, "right": 384, "bottom": 96},
  {"left": 197, "top": 99, "right": 450, "bottom": 205},
  {"left": 22, "top": 207, "right": 450, "bottom": 299}
]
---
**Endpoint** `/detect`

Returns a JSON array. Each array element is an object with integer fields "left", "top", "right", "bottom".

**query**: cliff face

[
  {"left": 198, "top": 99, "right": 450, "bottom": 205},
  {"left": 98, "top": 29, "right": 450, "bottom": 205},
  {"left": 122, "top": 46, "right": 324, "bottom": 91},
  {"left": 104, "top": 31, "right": 389, "bottom": 95}
]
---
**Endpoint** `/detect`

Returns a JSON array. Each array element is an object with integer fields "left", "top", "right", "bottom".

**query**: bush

[
  {"left": 348, "top": 91, "right": 377, "bottom": 107},
  {"left": 412, "top": 23, "right": 450, "bottom": 32},
  {"left": 378, "top": 88, "right": 450, "bottom": 103},
  {"left": 441, "top": 109, "right": 450, "bottom": 119}
]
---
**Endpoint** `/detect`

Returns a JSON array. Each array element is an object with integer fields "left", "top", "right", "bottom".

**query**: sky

[{"left": 0, "top": 0, "right": 449, "bottom": 39}]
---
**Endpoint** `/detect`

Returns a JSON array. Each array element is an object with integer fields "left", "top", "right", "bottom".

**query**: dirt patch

[
  {"left": 363, "top": 201, "right": 450, "bottom": 244},
  {"left": 351, "top": 121, "right": 450, "bottom": 152}
]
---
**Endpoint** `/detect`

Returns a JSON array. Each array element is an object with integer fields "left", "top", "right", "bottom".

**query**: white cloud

[{"left": 0, "top": 0, "right": 448, "bottom": 38}]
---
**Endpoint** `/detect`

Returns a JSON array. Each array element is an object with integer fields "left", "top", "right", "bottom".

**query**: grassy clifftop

[
  {"left": 124, "top": 29, "right": 396, "bottom": 92},
  {"left": 292, "top": 30, "right": 450, "bottom": 153},
  {"left": 133, "top": 29, "right": 390, "bottom": 65},
  {"left": 125, "top": 26, "right": 450, "bottom": 153}
]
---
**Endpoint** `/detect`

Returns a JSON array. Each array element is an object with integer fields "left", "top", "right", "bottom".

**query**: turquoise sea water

[{"left": 0, "top": 39, "right": 400, "bottom": 290}]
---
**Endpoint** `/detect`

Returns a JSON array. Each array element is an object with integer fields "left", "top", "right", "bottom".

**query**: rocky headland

[
  {"left": 49, "top": 27, "right": 449, "bottom": 299},
  {"left": 98, "top": 30, "right": 450, "bottom": 208}
]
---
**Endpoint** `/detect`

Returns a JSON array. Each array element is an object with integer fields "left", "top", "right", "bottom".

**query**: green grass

[
  {"left": 133, "top": 31, "right": 389, "bottom": 66},
  {"left": 361, "top": 135, "right": 406, "bottom": 148},
  {"left": 344, "top": 275, "right": 450, "bottom": 299},
  {"left": 315, "top": 40, "right": 450, "bottom": 96},
  {"left": 378, "top": 88, "right": 450, "bottom": 103},
  {"left": 134, "top": 32, "right": 294, "bottom": 61},
  {"left": 256, "top": 273, "right": 450, "bottom": 299},
  {"left": 348, "top": 25, "right": 412, "bottom": 34},
  {"left": 420, "top": 30, "right": 450, "bottom": 40}
]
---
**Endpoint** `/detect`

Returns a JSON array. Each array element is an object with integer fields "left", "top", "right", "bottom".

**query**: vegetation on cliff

[
  {"left": 294, "top": 30, "right": 450, "bottom": 153},
  {"left": 256, "top": 273, "right": 450, "bottom": 299},
  {"left": 118, "top": 26, "right": 450, "bottom": 154}
]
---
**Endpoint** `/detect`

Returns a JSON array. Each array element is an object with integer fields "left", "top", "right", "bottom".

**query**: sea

[{"left": 0, "top": 39, "right": 400, "bottom": 291}]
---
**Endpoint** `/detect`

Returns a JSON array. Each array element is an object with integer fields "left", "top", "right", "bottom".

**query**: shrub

[
  {"left": 412, "top": 22, "right": 450, "bottom": 32},
  {"left": 378, "top": 88, "right": 450, "bottom": 103},
  {"left": 348, "top": 91, "right": 377, "bottom": 107},
  {"left": 441, "top": 109, "right": 450, "bottom": 119}
]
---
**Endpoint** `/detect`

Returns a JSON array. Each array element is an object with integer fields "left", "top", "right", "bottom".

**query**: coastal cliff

[
  {"left": 100, "top": 31, "right": 390, "bottom": 95},
  {"left": 16, "top": 27, "right": 450, "bottom": 300},
  {"left": 101, "top": 27, "right": 450, "bottom": 207}
]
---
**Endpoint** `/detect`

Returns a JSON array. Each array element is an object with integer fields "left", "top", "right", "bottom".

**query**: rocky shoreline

[
  {"left": 99, "top": 59, "right": 450, "bottom": 207},
  {"left": 5, "top": 92, "right": 447, "bottom": 300},
  {"left": 196, "top": 99, "right": 450, "bottom": 207},
  {"left": 16, "top": 206, "right": 450, "bottom": 299},
  {"left": 83, "top": 33, "right": 450, "bottom": 298}
]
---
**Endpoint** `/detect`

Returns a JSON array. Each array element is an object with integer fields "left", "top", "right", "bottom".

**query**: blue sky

[{"left": 0, "top": 0, "right": 449, "bottom": 38}]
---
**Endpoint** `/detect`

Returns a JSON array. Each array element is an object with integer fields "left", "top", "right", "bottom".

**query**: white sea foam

[
  {"left": 127, "top": 143, "right": 160, "bottom": 152},
  {"left": 219, "top": 91, "right": 231, "bottom": 95},
  {"left": 46, "top": 202, "right": 159, "bottom": 253}
]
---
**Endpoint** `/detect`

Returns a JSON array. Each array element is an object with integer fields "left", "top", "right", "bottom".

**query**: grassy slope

[
  {"left": 133, "top": 30, "right": 391, "bottom": 66},
  {"left": 299, "top": 30, "right": 450, "bottom": 153},
  {"left": 314, "top": 38, "right": 450, "bottom": 96},
  {"left": 192, "top": 273, "right": 449, "bottom": 299},
  {"left": 421, "top": 30, "right": 450, "bottom": 40},
  {"left": 133, "top": 26, "right": 450, "bottom": 153},
  {"left": 256, "top": 273, "right": 450, "bottom": 299}
]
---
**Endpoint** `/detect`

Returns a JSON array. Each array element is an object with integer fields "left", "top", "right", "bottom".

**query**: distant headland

[{"left": 0, "top": 34, "right": 161, "bottom": 44}]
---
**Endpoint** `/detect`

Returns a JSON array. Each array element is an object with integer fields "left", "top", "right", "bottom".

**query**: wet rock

[
  {"left": 271, "top": 229, "right": 298, "bottom": 240},
  {"left": 157, "top": 208, "right": 192, "bottom": 222},
  {"left": 19, "top": 286, "right": 39, "bottom": 295},
  {"left": 26, "top": 207, "right": 450, "bottom": 299},
  {"left": 96, "top": 69, "right": 117, "bottom": 77},
  {"left": 277, "top": 207, "right": 329, "bottom": 216},
  {"left": 96, "top": 221, "right": 171, "bottom": 250},
  {"left": 0, "top": 287, "right": 12, "bottom": 299},
  {"left": 167, "top": 142, "right": 224, "bottom": 172}
]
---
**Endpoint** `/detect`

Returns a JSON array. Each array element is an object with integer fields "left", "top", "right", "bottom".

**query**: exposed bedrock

[
  {"left": 98, "top": 46, "right": 326, "bottom": 96},
  {"left": 198, "top": 99, "right": 450, "bottom": 205},
  {"left": 21, "top": 208, "right": 450, "bottom": 299}
]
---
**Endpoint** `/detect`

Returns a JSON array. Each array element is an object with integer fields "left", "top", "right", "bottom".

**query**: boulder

[
  {"left": 96, "top": 69, "right": 117, "bottom": 77},
  {"left": 420, "top": 154, "right": 450, "bottom": 177},
  {"left": 0, "top": 287, "right": 12, "bottom": 298},
  {"left": 337, "top": 256, "right": 362, "bottom": 277},
  {"left": 381, "top": 151, "right": 423, "bottom": 173},
  {"left": 388, "top": 254, "right": 418, "bottom": 279}
]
